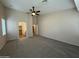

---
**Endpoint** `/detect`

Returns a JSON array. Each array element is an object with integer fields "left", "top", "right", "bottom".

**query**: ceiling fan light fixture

[
  {"left": 30, "top": 6, "right": 40, "bottom": 16},
  {"left": 32, "top": 12, "right": 36, "bottom": 16}
]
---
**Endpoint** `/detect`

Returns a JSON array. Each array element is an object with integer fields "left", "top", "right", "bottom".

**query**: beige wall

[
  {"left": 38, "top": 8, "right": 79, "bottom": 46},
  {"left": 6, "top": 8, "right": 33, "bottom": 40},
  {"left": 0, "top": 3, "right": 7, "bottom": 50}
]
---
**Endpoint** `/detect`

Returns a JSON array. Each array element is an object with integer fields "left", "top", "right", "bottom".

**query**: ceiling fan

[{"left": 30, "top": 6, "right": 40, "bottom": 16}]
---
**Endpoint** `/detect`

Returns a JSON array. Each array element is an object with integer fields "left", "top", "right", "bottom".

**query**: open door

[{"left": 18, "top": 22, "right": 27, "bottom": 38}]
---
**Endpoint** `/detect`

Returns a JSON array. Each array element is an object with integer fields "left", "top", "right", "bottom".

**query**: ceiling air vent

[{"left": 42, "top": 0, "right": 47, "bottom": 3}]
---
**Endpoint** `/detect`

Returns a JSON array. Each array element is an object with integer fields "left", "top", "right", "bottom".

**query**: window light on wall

[{"left": 1, "top": 18, "right": 6, "bottom": 36}]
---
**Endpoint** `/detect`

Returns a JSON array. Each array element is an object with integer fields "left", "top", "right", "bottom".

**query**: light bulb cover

[{"left": 32, "top": 12, "right": 36, "bottom": 15}]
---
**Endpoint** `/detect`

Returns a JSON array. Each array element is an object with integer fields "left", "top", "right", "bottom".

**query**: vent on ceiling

[{"left": 42, "top": 0, "right": 47, "bottom": 3}]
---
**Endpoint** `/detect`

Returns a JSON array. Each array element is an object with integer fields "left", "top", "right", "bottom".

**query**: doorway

[
  {"left": 18, "top": 22, "right": 27, "bottom": 38},
  {"left": 32, "top": 24, "right": 38, "bottom": 36},
  {"left": 32, "top": 25, "right": 36, "bottom": 35}
]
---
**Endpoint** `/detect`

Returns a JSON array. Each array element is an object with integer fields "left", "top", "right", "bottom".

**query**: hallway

[{"left": 0, "top": 36, "right": 79, "bottom": 58}]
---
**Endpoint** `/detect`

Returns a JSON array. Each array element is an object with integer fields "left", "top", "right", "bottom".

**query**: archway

[{"left": 18, "top": 22, "right": 27, "bottom": 38}]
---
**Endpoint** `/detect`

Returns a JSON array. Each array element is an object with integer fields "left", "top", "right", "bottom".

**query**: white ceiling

[{"left": 0, "top": 0, "right": 75, "bottom": 14}]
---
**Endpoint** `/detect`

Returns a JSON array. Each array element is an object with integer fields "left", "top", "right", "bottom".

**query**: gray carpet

[{"left": 0, "top": 36, "right": 79, "bottom": 58}]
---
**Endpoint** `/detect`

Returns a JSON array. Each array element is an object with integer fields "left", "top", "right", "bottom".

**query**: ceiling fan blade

[
  {"left": 32, "top": 6, "right": 35, "bottom": 11},
  {"left": 36, "top": 14, "right": 39, "bottom": 15},
  {"left": 36, "top": 11, "right": 40, "bottom": 13}
]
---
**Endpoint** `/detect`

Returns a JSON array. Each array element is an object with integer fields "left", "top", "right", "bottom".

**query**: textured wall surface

[{"left": 38, "top": 9, "right": 79, "bottom": 46}]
